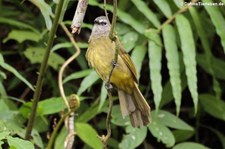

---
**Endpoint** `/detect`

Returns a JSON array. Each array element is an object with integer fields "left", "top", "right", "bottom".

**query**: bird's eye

[{"left": 101, "top": 21, "right": 107, "bottom": 25}]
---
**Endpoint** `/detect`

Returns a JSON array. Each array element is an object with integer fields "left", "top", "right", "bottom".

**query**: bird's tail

[{"left": 118, "top": 84, "right": 151, "bottom": 127}]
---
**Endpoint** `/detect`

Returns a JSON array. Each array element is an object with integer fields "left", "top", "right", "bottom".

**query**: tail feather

[{"left": 118, "top": 86, "right": 151, "bottom": 127}]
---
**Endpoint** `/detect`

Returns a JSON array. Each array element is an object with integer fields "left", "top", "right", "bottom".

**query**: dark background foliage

[{"left": 0, "top": 0, "right": 225, "bottom": 149}]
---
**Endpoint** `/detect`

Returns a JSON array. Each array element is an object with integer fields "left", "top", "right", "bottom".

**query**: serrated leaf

[
  {"left": 162, "top": 25, "right": 182, "bottom": 115},
  {"left": 131, "top": 0, "right": 160, "bottom": 28},
  {"left": 176, "top": 14, "right": 198, "bottom": 114},
  {"left": 24, "top": 47, "right": 65, "bottom": 70},
  {"left": 173, "top": 0, "right": 184, "bottom": 8},
  {"left": 119, "top": 126, "right": 147, "bottom": 149},
  {"left": 148, "top": 119, "right": 175, "bottom": 147},
  {"left": 153, "top": 0, "right": 172, "bottom": 18},
  {"left": 189, "top": 7, "right": 220, "bottom": 97},
  {"left": 144, "top": 29, "right": 162, "bottom": 46},
  {"left": 197, "top": 54, "right": 225, "bottom": 80},
  {"left": 116, "top": 23, "right": 131, "bottom": 35},
  {"left": 3, "top": 30, "right": 41, "bottom": 43},
  {"left": 7, "top": 136, "right": 35, "bottom": 149},
  {"left": 121, "top": 31, "right": 138, "bottom": 52},
  {"left": 173, "top": 142, "right": 210, "bottom": 149},
  {"left": 199, "top": 94, "right": 225, "bottom": 121},
  {"left": 153, "top": 110, "right": 193, "bottom": 131},
  {"left": 75, "top": 123, "right": 102, "bottom": 149},
  {"left": 203, "top": 0, "right": 225, "bottom": 53},
  {"left": 63, "top": 69, "right": 92, "bottom": 84},
  {"left": 148, "top": 40, "right": 162, "bottom": 112},
  {"left": 77, "top": 71, "right": 99, "bottom": 95},
  {"left": 30, "top": 0, "right": 53, "bottom": 30},
  {"left": 131, "top": 45, "right": 147, "bottom": 80},
  {"left": 0, "top": 55, "right": 34, "bottom": 91}
]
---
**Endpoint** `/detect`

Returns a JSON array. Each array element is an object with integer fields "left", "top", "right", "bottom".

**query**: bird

[{"left": 86, "top": 16, "right": 151, "bottom": 127}]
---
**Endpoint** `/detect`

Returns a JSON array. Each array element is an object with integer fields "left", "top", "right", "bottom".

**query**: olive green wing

[{"left": 117, "top": 41, "right": 138, "bottom": 83}]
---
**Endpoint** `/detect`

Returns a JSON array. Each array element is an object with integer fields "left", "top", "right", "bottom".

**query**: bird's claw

[
  {"left": 105, "top": 83, "right": 113, "bottom": 91},
  {"left": 112, "top": 60, "right": 117, "bottom": 67}
]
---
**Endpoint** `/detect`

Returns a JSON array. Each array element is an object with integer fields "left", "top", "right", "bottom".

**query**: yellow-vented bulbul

[{"left": 86, "top": 16, "right": 151, "bottom": 127}]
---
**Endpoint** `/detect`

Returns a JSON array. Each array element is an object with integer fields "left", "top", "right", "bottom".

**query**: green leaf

[
  {"left": 63, "top": 69, "right": 92, "bottom": 84},
  {"left": 99, "top": 82, "right": 107, "bottom": 111},
  {"left": 3, "top": 30, "right": 41, "bottom": 43},
  {"left": 0, "top": 131, "right": 10, "bottom": 140},
  {"left": 199, "top": 94, "right": 225, "bottom": 121},
  {"left": 0, "top": 17, "right": 39, "bottom": 33},
  {"left": 51, "top": 42, "right": 72, "bottom": 52},
  {"left": 144, "top": 29, "right": 162, "bottom": 47},
  {"left": 119, "top": 126, "right": 147, "bottom": 149},
  {"left": 148, "top": 40, "right": 162, "bottom": 112},
  {"left": 131, "top": 45, "right": 147, "bottom": 80},
  {"left": 176, "top": 14, "right": 198, "bottom": 114},
  {"left": 77, "top": 71, "right": 99, "bottom": 95},
  {"left": 173, "top": 142, "right": 210, "bottom": 149},
  {"left": 116, "top": 23, "right": 131, "bottom": 35},
  {"left": 131, "top": 0, "right": 160, "bottom": 28},
  {"left": 7, "top": 136, "right": 35, "bottom": 149},
  {"left": 75, "top": 123, "right": 102, "bottom": 149},
  {"left": 121, "top": 31, "right": 138, "bottom": 52},
  {"left": 0, "top": 55, "right": 34, "bottom": 91},
  {"left": 54, "top": 127, "right": 68, "bottom": 149},
  {"left": 153, "top": 0, "right": 172, "bottom": 18},
  {"left": 197, "top": 54, "right": 225, "bottom": 80},
  {"left": 30, "top": 0, "right": 53, "bottom": 30},
  {"left": 77, "top": 102, "right": 103, "bottom": 123},
  {"left": 162, "top": 24, "right": 182, "bottom": 115},
  {"left": 173, "top": 130, "right": 195, "bottom": 143},
  {"left": 153, "top": 110, "right": 194, "bottom": 131},
  {"left": 38, "top": 97, "right": 66, "bottom": 115},
  {"left": 111, "top": 105, "right": 129, "bottom": 126},
  {"left": 24, "top": 47, "right": 65, "bottom": 70},
  {"left": 173, "top": 0, "right": 184, "bottom": 8},
  {"left": 148, "top": 118, "right": 175, "bottom": 147},
  {"left": 203, "top": 0, "right": 225, "bottom": 53},
  {"left": 190, "top": 7, "right": 220, "bottom": 97}
]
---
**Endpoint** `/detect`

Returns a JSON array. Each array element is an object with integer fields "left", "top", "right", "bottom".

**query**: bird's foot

[
  {"left": 111, "top": 60, "right": 118, "bottom": 68},
  {"left": 105, "top": 82, "right": 113, "bottom": 91}
]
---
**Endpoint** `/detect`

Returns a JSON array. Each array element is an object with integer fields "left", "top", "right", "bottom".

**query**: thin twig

[
  {"left": 46, "top": 110, "right": 75, "bottom": 149},
  {"left": 25, "top": 0, "right": 64, "bottom": 140},
  {"left": 151, "top": 0, "right": 199, "bottom": 33}
]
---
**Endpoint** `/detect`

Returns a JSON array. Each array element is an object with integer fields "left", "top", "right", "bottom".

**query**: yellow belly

[{"left": 86, "top": 37, "right": 134, "bottom": 93}]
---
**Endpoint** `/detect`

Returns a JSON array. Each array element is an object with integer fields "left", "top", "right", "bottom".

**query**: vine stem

[
  {"left": 58, "top": 22, "right": 81, "bottom": 149},
  {"left": 25, "top": 0, "right": 64, "bottom": 140},
  {"left": 99, "top": 0, "right": 118, "bottom": 148}
]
